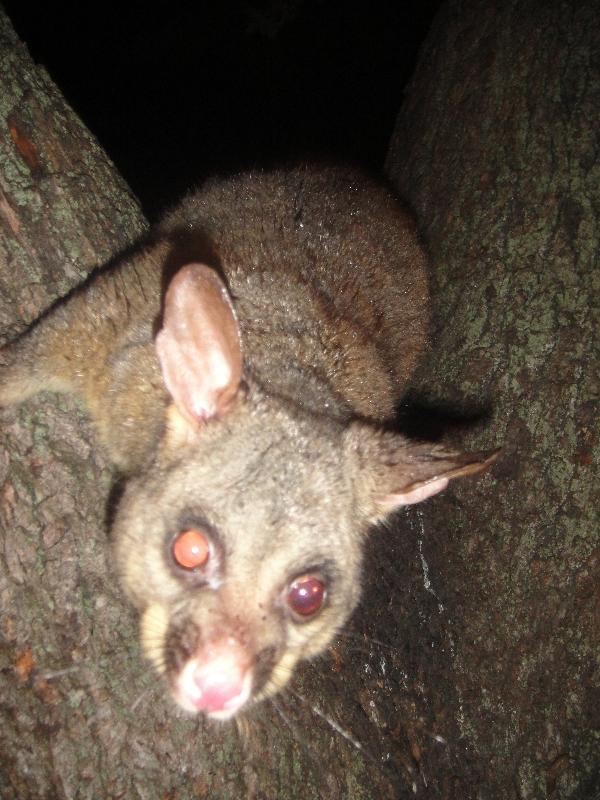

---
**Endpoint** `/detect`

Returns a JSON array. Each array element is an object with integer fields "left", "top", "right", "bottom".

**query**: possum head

[{"left": 112, "top": 264, "right": 497, "bottom": 719}]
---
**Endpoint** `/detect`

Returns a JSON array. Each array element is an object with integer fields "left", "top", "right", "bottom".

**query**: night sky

[{"left": 3, "top": 1, "right": 440, "bottom": 218}]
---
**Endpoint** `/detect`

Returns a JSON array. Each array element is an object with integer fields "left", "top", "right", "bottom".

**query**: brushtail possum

[{"left": 0, "top": 164, "right": 498, "bottom": 720}]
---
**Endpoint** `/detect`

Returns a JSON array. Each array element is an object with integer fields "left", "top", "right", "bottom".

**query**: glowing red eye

[
  {"left": 172, "top": 528, "right": 210, "bottom": 570},
  {"left": 287, "top": 574, "right": 326, "bottom": 618}
]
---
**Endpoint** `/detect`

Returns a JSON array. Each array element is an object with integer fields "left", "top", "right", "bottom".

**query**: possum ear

[
  {"left": 345, "top": 424, "right": 500, "bottom": 523},
  {"left": 156, "top": 263, "right": 242, "bottom": 427}
]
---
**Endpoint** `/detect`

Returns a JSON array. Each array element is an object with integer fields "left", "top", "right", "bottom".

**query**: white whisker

[{"left": 37, "top": 665, "right": 82, "bottom": 680}]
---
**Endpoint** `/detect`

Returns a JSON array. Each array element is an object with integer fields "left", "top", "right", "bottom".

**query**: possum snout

[
  {"left": 174, "top": 635, "right": 254, "bottom": 718},
  {"left": 144, "top": 589, "right": 283, "bottom": 718}
]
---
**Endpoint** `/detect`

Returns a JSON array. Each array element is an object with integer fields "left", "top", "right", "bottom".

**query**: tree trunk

[
  {"left": 1, "top": 2, "right": 598, "bottom": 799},
  {"left": 384, "top": 1, "right": 600, "bottom": 797}
]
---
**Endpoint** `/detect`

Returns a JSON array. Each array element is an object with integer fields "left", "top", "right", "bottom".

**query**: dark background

[{"left": 3, "top": 0, "right": 441, "bottom": 218}]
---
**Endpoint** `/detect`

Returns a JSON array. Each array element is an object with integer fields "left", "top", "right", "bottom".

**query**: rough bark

[
  {"left": 383, "top": 1, "right": 600, "bottom": 797},
  {"left": 0, "top": 11, "right": 405, "bottom": 800},
  {"left": 2, "top": 2, "right": 598, "bottom": 799}
]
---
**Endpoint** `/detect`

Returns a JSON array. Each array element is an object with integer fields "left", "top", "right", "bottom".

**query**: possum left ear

[
  {"left": 344, "top": 423, "right": 500, "bottom": 523},
  {"left": 155, "top": 263, "right": 243, "bottom": 430}
]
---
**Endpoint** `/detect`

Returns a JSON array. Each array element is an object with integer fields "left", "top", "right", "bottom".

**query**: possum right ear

[
  {"left": 344, "top": 423, "right": 500, "bottom": 524},
  {"left": 155, "top": 263, "right": 243, "bottom": 428}
]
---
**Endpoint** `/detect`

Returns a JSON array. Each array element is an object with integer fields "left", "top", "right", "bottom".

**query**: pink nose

[
  {"left": 175, "top": 637, "right": 252, "bottom": 718},
  {"left": 191, "top": 659, "right": 246, "bottom": 714}
]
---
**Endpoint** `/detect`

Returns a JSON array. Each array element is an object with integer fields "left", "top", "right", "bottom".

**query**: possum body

[{"left": 0, "top": 165, "right": 497, "bottom": 719}]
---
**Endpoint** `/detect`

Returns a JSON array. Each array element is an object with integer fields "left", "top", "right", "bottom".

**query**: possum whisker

[
  {"left": 37, "top": 649, "right": 158, "bottom": 681},
  {"left": 269, "top": 697, "right": 322, "bottom": 763},
  {"left": 324, "top": 640, "right": 379, "bottom": 659},
  {"left": 129, "top": 685, "right": 159, "bottom": 712},
  {"left": 37, "top": 665, "right": 84, "bottom": 680},
  {"left": 285, "top": 681, "right": 421, "bottom": 788},
  {"left": 333, "top": 629, "right": 402, "bottom": 657},
  {"left": 36, "top": 653, "right": 128, "bottom": 680},
  {"left": 285, "top": 687, "right": 381, "bottom": 767}
]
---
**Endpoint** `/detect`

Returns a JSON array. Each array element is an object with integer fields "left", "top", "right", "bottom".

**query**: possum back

[
  {"left": 161, "top": 165, "right": 430, "bottom": 422},
  {"left": 0, "top": 164, "right": 497, "bottom": 720}
]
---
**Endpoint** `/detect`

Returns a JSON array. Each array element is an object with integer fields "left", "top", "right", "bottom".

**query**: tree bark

[
  {"left": 1, "top": 2, "right": 598, "bottom": 799},
  {"left": 384, "top": 1, "right": 600, "bottom": 797}
]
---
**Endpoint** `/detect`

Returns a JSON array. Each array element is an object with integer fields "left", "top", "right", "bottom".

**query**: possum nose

[
  {"left": 175, "top": 637, "right": 252, "bottom": 718},
  {"left": 192, "top": 661, "right": 246, "bottom": 712}
]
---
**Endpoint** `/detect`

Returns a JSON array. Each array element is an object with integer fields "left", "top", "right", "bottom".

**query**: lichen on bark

[
  {"left": 386, "top": 1, "right": 600, "bottom": 796},
  {"left": 1, "top": 2, "right": 598, "bottom": 798}
]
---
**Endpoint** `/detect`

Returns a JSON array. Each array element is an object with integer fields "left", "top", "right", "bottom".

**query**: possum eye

[
  {"left": 172, "top": 528, "right": 210, "bottom": 570},
  {"left": 286, "top": 574, "right": 326, "bottom": 620}
]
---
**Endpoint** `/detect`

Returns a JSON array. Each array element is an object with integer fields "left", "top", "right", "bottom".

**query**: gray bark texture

[
  {"left": 384, "top": 0, "right": 600, "bottom": 798},
  {"left": 0, "top": 1, "right": 598, "bottom": 799}
]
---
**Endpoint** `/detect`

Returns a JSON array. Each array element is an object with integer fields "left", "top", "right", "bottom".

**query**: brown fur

[{"left": 0, "top": 164, "right": 497, "bottom": 717}]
